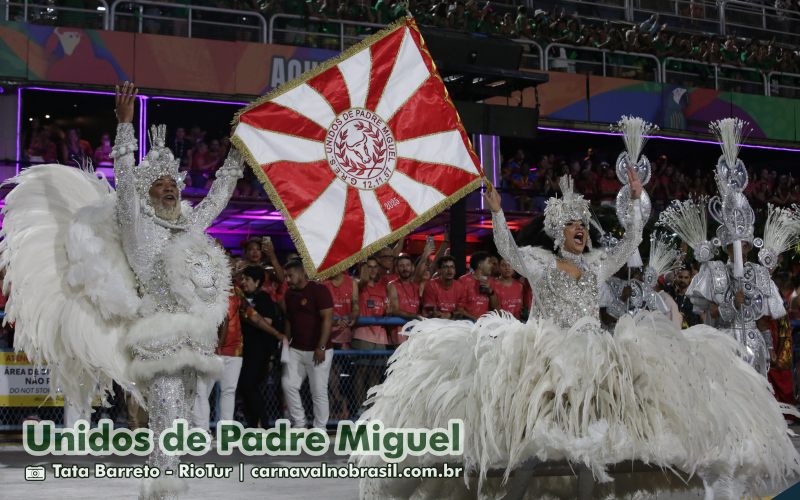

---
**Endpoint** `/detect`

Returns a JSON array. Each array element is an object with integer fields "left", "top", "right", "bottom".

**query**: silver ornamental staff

[{"left": 613, "top": 116, "right": 657, "bottom": 313}]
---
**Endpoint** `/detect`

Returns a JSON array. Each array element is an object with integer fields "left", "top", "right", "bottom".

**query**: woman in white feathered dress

[{"left": 357, "top": 168, "right": 800, "bottom": 499}]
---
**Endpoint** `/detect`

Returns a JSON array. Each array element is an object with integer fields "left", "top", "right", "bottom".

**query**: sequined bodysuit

[{"left": 491, "top": 200, "right": 642, "bottom": 329}]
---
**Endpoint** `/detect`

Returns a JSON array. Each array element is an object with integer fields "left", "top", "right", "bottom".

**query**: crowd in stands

[
  {"left": 227, "top": 1, "right": 800, "bottom": 75},
  {"left": 291, "top": 2, "right": 800, "bottom": 75},
  {"left": 21, "top": 122, "right": 268, "bottom": 197},
  {"left": 13, "top": 0, "right": 800, "bottom": 77},
  {"left": 499, "top": 146, "right": 800, "bottom": 215}
]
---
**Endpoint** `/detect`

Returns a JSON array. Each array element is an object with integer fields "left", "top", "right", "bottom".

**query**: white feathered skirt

[{"left": 356, "top": 311, "right": 800, "bottom": 499}]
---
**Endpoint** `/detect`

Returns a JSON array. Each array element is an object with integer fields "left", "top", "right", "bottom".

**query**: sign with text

[{"left": 0, "top": 351, "right": 63, "bottom": 407}]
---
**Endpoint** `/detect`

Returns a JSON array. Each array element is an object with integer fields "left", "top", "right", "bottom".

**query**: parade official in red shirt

[{"left": 353, "top": 257, "right": 390, "bottom": 348}]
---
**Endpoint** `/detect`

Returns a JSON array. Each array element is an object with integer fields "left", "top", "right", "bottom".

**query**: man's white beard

[{"left": 151, "top": 197, "right": 182, "bottom": 221}]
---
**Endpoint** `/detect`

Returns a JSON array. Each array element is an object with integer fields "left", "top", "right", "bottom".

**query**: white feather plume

[
  {"left": 709, "top": 118, "right": 748, "bottom": 167},
  {"left": 615, "top": 115, "right": 658, "bottom": 163},
  {"left": 762, "top": 203, "right": 800, "bottom": 255},
  {"left": 657, "top": 197, "right": 709, "bottom": 249},
  {"left": 648, "top": 232, "right": 684, "bottom": 277},
  {"left": 0, "top": 164, "right": 140, "bottom": 411}
]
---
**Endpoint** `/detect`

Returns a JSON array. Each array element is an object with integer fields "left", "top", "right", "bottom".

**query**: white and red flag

[{"left": 232, "top": 17, "right": 482, "bottom": 278}]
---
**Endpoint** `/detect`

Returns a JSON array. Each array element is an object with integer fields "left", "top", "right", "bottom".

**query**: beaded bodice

[{"left": 534, "top": 265, "right": 599, "bottom": 328}]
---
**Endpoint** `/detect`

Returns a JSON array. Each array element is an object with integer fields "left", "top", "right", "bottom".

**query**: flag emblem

[
  {"left": 326, "top": 108, "right": 397, "bottom": 190},
  {"left": 232, "top": 17, "right": 482, "bottom": 279}
]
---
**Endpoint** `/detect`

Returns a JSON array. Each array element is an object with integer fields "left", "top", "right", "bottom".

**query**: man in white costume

[{"left": 113, "top": 82, "right": 245, "bottom": 498}]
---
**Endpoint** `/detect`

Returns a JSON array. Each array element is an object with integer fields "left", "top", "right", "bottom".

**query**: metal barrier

[
  {"left": 109, "top": 0, "right": 267, "bottom": 43},
  {"left": 544, "top": 43, "right": 662, "bottom": 82},
  {"left": 1, "top": 0, "right": 109, "bottom": 29},
  {"left": 768, "top": 71, "right": 800, "bottom": 99},
  {"left": 527, "top": 0, "right": 628, "bottom": 23},
  {"left": 662, "top": 57, "right": 717, "bottom": 89},
  {"left": 663, "top": 57, "right": 767, "bottom": 95},
  {"left": 631, "top": 0, "right": 722, "bottom": 35},
  {"left": 515, "top": 39, "right": 545, "bottom": 71},
  {"left": 716, "top": 63, "right": 767, "bottom": 94},
  {"left": 268, "top": 13, "right": 384, "bottom": 52},
  {"left": 721, "top": 0, "right": 800, "bottom": 48}
]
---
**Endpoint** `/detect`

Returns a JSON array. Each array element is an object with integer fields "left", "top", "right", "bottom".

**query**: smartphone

[
  {"left": 262, "top": 236, "right": 271, "bottom": 245},
  {"left": 426, "top": 235, "right": 434, "bottom": 245}
]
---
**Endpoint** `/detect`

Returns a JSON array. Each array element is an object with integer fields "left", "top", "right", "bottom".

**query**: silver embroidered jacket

[
  {"left": 687, "top": 260, "right": 784, "bottom": 326},
  {"left": 686, "top": 259, "right": 783, "bottom": 376},
  {"left": 492, "top": 200, "right": 643, "bottom": 329}
]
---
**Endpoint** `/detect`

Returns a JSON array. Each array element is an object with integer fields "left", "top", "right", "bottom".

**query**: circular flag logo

[{"left": 325, "top": 108, "right": 397, "bottom": 190}]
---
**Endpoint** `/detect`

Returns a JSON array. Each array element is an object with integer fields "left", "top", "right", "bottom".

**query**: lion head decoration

[{"left": 163, "top": 231, "right": 231, "bottom": 323}]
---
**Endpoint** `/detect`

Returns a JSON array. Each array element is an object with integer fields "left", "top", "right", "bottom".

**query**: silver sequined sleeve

[
  {"left": 188, "top": 148, "right": 244, "bottom": 230},
  {"left": 596, "top": 199, "right": 643, "bottom": 282},
  {"left": 111, "top": 122, "right": 140, "bottom": 229},
  {"left": 492, "top": 209, "right": 547, "bottom": 283}
]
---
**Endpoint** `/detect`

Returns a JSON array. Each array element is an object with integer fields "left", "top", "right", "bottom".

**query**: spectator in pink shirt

[
  {"left": 458, "top": 251, "right": 498, "bottom": 321},
  {"left": 352, "top": 257, "right": 389, "bottom": 408},
  {"left": 493, "top": 257, "right": 525, "bottom": 319},
  {"left": 422, "top": 256, "right": 466, "bottom": 319}
]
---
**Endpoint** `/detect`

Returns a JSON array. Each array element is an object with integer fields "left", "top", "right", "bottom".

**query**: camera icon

[{"left": 25, "top": 465, "right": 46, "bottom": 481}]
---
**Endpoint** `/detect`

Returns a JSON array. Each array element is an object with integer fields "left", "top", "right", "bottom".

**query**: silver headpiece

[
  {"left": 543, "top": 175, "right": 593, "bottom": 250},
  {"left": 135, "top": 124, "right": 186, "bottom": 197},
  {"left": 707, "top": 119, "right": 755, "bottom": 248}
]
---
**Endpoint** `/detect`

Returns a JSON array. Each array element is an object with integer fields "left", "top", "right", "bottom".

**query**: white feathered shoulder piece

[{"left": 0, "top": 164, "right": 141, "bottom": 410}]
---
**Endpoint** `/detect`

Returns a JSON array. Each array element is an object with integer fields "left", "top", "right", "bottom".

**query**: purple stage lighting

[
  {"left": 150, "top": 96, "right": 247, "bottom": 106},
  {"left": 537, "top": 126, "right": 800, "bottom": 153}
]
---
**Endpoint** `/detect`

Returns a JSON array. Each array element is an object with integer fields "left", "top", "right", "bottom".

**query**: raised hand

[
  {"left": 115, "top": 81, "right": 138, "bottom": 124},
  {"left": 261, "top": 238, "right": 276, "bottom": 258},
  {"left": 483, "top": 184, "right": 502, "bottom": 213},
  {"left": 627, "top": 165, "right": 643, "bottom": 200}
]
